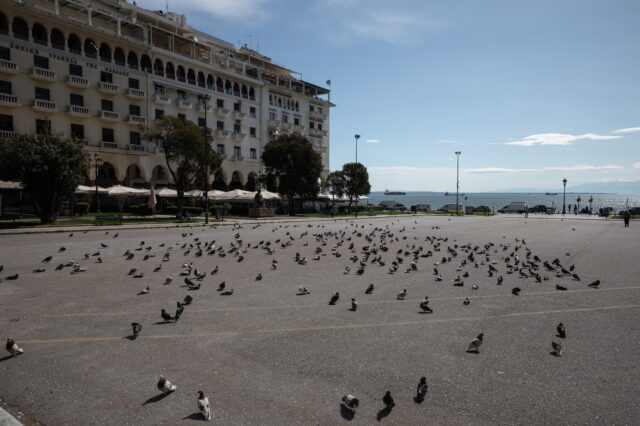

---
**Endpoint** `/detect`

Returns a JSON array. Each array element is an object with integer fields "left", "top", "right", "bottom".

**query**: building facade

[{"left": 0, "top": 0, "right": 332, "bottom": 190}]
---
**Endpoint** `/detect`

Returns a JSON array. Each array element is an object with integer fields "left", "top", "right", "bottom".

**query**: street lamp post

[
  {"left": 562, "top": 178, "right": 567, "bottom": 215},
  {"left": 201, "top": 95, "right": 210, "bottom": 224},
  {"left": 93, "top": 153, "right": 103, "bottom": 213},
  {"left": 455, "top": 151, "right": 461, "bottom": 216},
  {"left": 354, "top": 134, "right": 361, "bottom": 218}
]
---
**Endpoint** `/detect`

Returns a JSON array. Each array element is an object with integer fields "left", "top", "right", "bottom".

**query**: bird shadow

[
  {"left": 0, "top": 355, "right": 17, "bottom": 363},
  {"left": 154, "top": 321, "right": 175, "bottom": 325},
  {"left": 142, "top": 392, "right": 171, "bottom": 405},
  {"left": 413, "top": 396, "right": 425, "bottom": 404},
  {"left": 417, "top": 311, "right": 433, "bottom": 314},
  {"left": 376, "top": 406, "right": 392, "bottom": 421},
  {"left": 182, "top": 412, "right": 207, "bottom": 421},
  {"left": 124, "top": 334, "right": 138, "bottom": 341},
  {"left": 339, "top": 404, "right": 354, "bottom": 421},
  {"left": 550, "top": 351, "right": 561, "bottom": 357}
]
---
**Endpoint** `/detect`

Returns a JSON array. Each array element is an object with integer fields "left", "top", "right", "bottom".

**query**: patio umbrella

[
  {"left": 75, "top": 185, "right": 108, "bottom": 194},
  {"left": 207, "top": 190, "right": 225, "bottom": 199},
  {"left": 215, "top": 189, "right": 255, "bottom": 202},
  {"left": 185, "top": 189, "right": 206, "bottom": 198},
  {"left": 260, "top": 190, "right": 281, "bottom": 200},
  {"left": 155, "top": 187, "right": 178, "bottom": 198},
  {"left": 105, "top": 185, "right": 149, "bottom": 212}
]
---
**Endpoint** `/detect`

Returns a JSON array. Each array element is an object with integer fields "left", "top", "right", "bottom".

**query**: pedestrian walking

[{"left": 623, "top": 210, "right": 631, "bottom": 227}]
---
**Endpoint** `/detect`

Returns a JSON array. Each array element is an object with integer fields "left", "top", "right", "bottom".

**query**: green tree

[
  {"left": 342, "top": 162, "right": 371, "bottom": 213},
  {"left": 261, "top": 133, "right": 322, "bottom": 215},
  {"left": 0, "top": 132, "right": 87, "bottom": 224},
  {"left": 326, "top": 170, "right": 346, "bottom": 211},
  {"left": 144, "top": 117, "right": 220, "bottom": 216}
]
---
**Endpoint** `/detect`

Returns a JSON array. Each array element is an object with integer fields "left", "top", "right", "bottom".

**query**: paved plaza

[{"left": 0, "top": 215, "right": 639, "bottom": 425}]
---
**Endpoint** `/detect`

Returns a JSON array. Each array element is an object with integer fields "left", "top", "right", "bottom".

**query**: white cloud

[
  {"left": 633, "top": 162, "right": 640, "bottom": 170},
  {"left": 136, "top": 0, "right": 272, "bottom": 21},
  {"left": 612, "top": 127, "right": 640, "bottom": 134},
  {"left": 505, "top": 133, "right": 622, "bottom": 147},
  {"left": 366, "top": 139, "right": 380, "bottom": 144},
  {"left": 347, "top": 10, "right": 433, "bottom": 45},
  {"left": 468, "top": 164, "right": 624, "bottom": 174}
]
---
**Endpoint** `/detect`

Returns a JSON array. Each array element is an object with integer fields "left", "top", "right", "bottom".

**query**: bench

[{"left": 95, "top": 215, "right": 122, "bottom": 225}]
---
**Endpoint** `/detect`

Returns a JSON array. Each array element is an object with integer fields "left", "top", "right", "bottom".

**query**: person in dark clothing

[{"left": 623, "top": 210, "right": 631, "bottom": 227}]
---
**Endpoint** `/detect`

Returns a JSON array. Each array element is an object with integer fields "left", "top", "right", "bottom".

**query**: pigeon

[
  {"left": 133, "top": 272, "right": 144, "bottom": 278},
  {"left": 329, "top": 292, "right": 340, "bottom": 305},
  {"left": 164, "top": 277, "right": 173, "bottom": 285},
  {"left": 350, "top": 298, "right": 358, "bottom": 312},
  {"left": 341, "top": 394, "right": 359, "bottom": 414},
  {"left": 588, "top": 280, "right": 600, "bottom": 288},
  {"left": 511, "top": 287, "right": 521, "bottom": 296},
  {"left": 471, "top": 284, "right": 479, "bottom": 290},
  {"left": 161, "top": 309, "right": 175, "bottom": 322},
  {"left": 128, "top": 268, "right": 137, "bottom": 276},
  {"left": 382, "top": 390, "right": 395, "bottom": 409},
  {"left": 42, "top": 255, "right": 52, "bottom": 263},
  {"left": 138, "top": 286, "right": 150, "bottom": 295},
  {"left": 255, "top": 273, "right": 262, "bottom": 281},
  {"left": 157, "top": 376, "right": 177, "bottom": 394},
  {"left": 556, "top": 284, "right": 567, "bottom": 291},
  {"left": 571, "top": 273, "right": 581, "bottom": 281},
  {"left": 197, "top": 390, "right": 211, "bottom": 421},
  {"left": 183, "top": 295, "right": 193, "bottom": 305},
  {"left": 217, "top": 282, "right": 226, "bottom": 291},
  {"left": 297, "top": 286, "right": 310, "bottom": 295},
  {"left": 463, "top": 297, "right": 470, "bottom": 305},
  {"left": 397, "top": 289, "right": 407, "bottom": 300},
  {"left": 131, "top": 322, "right": 142, "bottom": 337},
  {"left": 557, "top": 323, "right": 566, "bottom": 339},
  {"left": 497, "top": 276, "right": 503, "bottom": 285},
  {"left": 551, "top": 340, "right": 563, "bottom": 356},
  {"left": 33, "top": 268, "right": 46, "bottom": 273},
  {"left": 365, "top": 284, "right": 374, "bottom": 294},
  {"left": 221, "top": 289, "right": 234, "bottom": 296},
  {"left": 466, "top": 333, "right": 484, "bottom": 353},
  {"left": 5, "top": 274, "right": 18, "bottom": 280},
  {"left": 5, "top": 338, "right": 24, "bottom": 357},
  {"left": 415, "top": 377, "right": 428, "bottom": 403},
  {"left": 59, "top": 247, "right": 66, "bottom": 252},
  {"left": 175, "top": 302, "right": 184, "bottom": 320},
  {"left": 419, "top": 298, "right": 433, "bottom": 313}
]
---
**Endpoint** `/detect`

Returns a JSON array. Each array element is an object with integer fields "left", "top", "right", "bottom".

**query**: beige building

[{"left": 0, "top": 0, "right": 332, "bottom": 190}]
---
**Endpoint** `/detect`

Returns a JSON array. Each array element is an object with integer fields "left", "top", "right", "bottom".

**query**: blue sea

[{"left": 366, "top": 192, "right": 639, "bottom": 212}]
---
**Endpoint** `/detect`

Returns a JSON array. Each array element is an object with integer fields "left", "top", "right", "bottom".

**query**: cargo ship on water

[{"left": 384, "top": 189, "right": 406, "bottom": 195}]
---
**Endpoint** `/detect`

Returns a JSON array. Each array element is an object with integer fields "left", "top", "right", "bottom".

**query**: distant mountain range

[{"left": 496, "top": 180, "right": 640, "bottom": 195}]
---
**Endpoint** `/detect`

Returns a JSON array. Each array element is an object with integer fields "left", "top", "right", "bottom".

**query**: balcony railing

[
  {"left": 153, "top": 93, "right": 171, "bottom": 104},
  {"left": 126, "top": 88, "right": 146, "bottom": 99},
  {"left": 100, "top": 141, "right": 118, "bottom": 149},
  {"left": 215, "top": 107, "right": 229, "bottom": 117},
  {"left": 128, "top": 144, "right": 146, "bottom": 152},
  {"left": 231, "top": 154, "right": 244, "bottom": 161},
  {"left": 232, "top": 110, "right": 246, "bottom": 119},
  {"left": 0, "top": 130, "right": 16, "bottom": 139},
  {"left": 68, "top": 104, "right": 90, "bottom": 117},
  {"left": 66, "top": 75, "right": 90, "bottom": 88},
  {"left": 177, "top": 99, "right": 193, "bottom": 109},
  {"left": 98, "top": 110, "right": 120, "bottom": 121},
  {"left": 98, "top": 82, "right": 119, "bottom": 95},
  {"left": 0, "top": 93, "right": 20, "bottom": 107},
  {"left": 0, "top": 59, "right": 20, "bottom": 74},
  {"left": 127, "top": 115, "right": 147, "bottom": 125},
  {"left": 214, "top": 129, "right": 229, "bottom": 138},
  {"left": 32, "top": 99, "right": 57, "bottom": 112},
  {"left": 232, "top": 132, "right": 246, "bottom": 142},
  {"left": 198, "top": 104, "right": 212, "bottom": 113},
  {"left": 31, "top": 67, "right": 56, "bottom": 82}
]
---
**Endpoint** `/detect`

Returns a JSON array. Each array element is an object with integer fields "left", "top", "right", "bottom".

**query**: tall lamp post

[
  {"left": 354, "top": 133, "right": 360, "bottom": 218},
  {"left": 93, "top": 153, "right": 103, "bottom": 213},
  {"left": 455, "top": 151, "right": 461, "bottom": 215},
  {"left": 562, "top": 178, "right": 567, "bottom": 215},
  {"left": 200, "top": 95, "right": 210, "bottom": 224}
]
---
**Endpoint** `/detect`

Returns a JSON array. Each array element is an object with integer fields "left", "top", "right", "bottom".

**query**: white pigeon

[
  {"left": 197, "top": 391, "right": 211, "bottom": 420},
  {"left": 466, "top": 333, "right": 484, "bottom": 353},
  {"left": 397, "top": 289, "right": 407, "bottom": 300},
  {"left": 6, "top": 338, "right": 24, "bottom": 356},
  {"left": 157, "top": 376, "right": 177, "bottom": 394}
]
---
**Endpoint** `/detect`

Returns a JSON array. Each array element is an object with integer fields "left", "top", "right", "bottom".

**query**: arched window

[
  {"left": 187, "top": 68, "right": 196, "bottom": 85},
  {"left": 295, "top": 101, "right": 299, "bottom": 112},
  {"left": 12, "top": 17, "right": 29, "bottom": 40},
  {"left": 197, "top": 71, "right": 205, "bottom": 87},
  {"left": 233, "top": 82, "right": 240, "bottom": 97},
  {"left": 32, "top": 23, "right": 48, "bottom": 45},
  {"left": 207, "top": 74, "right": 214, "bottom": 90},
  {"left": 176, "top": 65, "right": 186, "bottom": 82},
  {"left": 68, "top": 33, "right": 81, "bottom": 54},
  {"left": 154, "top": 58, "right": 164, "bottom": 76},
  {"left": 0, "top": 13, "right": 8, "bottom": 35},
  {"left": 269, "top": 94, "right": 273, "bottom": 105},
  {"left": 216, "top": 77, "right": 224, "bottom": 92},
  {"left": 50, "top": 28, "right": 64, "bottom": 50},
  {"left": 165, "top": 62, "right": 175, "bottom": 79},
  {"left": 249, "top": 87, "right": 255, "bottom": 100},
  {"left": 241, "top": 85, "right": 248, "bottom": 99},
  {"left": 225, "top": 80, "right": 232, "bottom": 94},
  {"left": 84, "top": 38, "right": 97, "bottom": 58},
  {"left": 278, "top": 98, "right": 282, "bottom": 108},
  {"left": 99, "top": 43, "right": 111, "bottom": 62},
  {"left": 246, "top": 172, "right": 257, "bottom": 191},
  {"left": 212, "top": 170, "right": 227, "bottom": 191},
  {"left": 229, "top": 171, "right": 243, "bottom": 190},
  {"left": 114, "top": 47, "right": 125, "bottom": 66},
  {"left": 127, "top": 51, "right": 138, "bottom": 69},
  {"left": 140, "top": 55, "right": 152, "bottom": 72}
]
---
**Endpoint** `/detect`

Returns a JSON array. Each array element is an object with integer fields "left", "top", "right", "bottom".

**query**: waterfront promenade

[{"left": 1, "top": 215, "right": 638, "bottom": 425}]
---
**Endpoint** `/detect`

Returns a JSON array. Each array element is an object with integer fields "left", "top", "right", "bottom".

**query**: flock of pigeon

[{"left": 1, "top": 218, "right": 602, "bottom": 422}]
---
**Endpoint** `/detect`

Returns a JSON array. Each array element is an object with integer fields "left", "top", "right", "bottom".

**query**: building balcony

[
  {"left": 66, "top": 75, "right": 90, "bottom": 89},
  {"left": 177, "top": 99, "right": 193, "bottom": 109},
  {"left": 232, "top": 110, "right": 246, "bottom": 119},
  {"left": 292, "top": 124, "right": 306, "bottom": 132},
  {"left": 98, "top": 110, "right": 120, "bottom": 122},
  {"left": 100, "top": 141, "right": 118, "bottom": 150},
  {"left": 198, "top": 104, "right": 212, "bottom": 113},
  {"left": 153, "top": 93, "right": 171, "bottom": 105},
  {"left": 31, "top": 67, "right": 56, "bottom": 82},
  {"left": 126, "top": 88, "right": 146, "bottom": 99},
  {"left": 231, "top": 132, "right": 246, "bottom": 142},
  {"left": 32, "top": 99, "right": 57, "bottom": 112},
  {"left": 308, "top": 128, "right": 322, "bottom": 137},
  {"left": 214, "top": 129, "right": 230, "bottom": 138},
  {"left": 98, "top": 82, "right": 119, "bottom": 95},
  {"left": 230, "top": 154, "right": 244, "bottom": 161},
  {"left": 67, "top": 104, "right": 91, "bottom": 117},
  {"left": 127, "top": 115, "right": 147, "bottom": 125},
  {"left": 267, "top": 120, "right": 279, "bottom": 129},
  {"left": 128, "top": 143, "right": 146, "bottom": 153},
  {"left": 0, "top": 59, "right": 19, "bottom": 74},
  {"left": 0, "top": 130, "right": 16, "bottom": 140},
  {"left": 215, "top": 107, "right": 229, "bottom": 117},
  {"left": 217, "top": 153, "right": 227, "bottom": 160},
  {"left": 0, "top": 93, "right": 20, "bottom": 107}
]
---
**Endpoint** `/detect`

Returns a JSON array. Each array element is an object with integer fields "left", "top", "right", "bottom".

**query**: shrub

[
  {"left": 474, "top": 205, "right": 491, "bottom": 213},
  {"left": 130, "top": 204, "right": 152, "bottom": 216},
  {"left": 164, "top": 206, "right": 203, "bottom": 216},
  {"left": 75, "top": 202, "right": 89, "bottom": 216}
]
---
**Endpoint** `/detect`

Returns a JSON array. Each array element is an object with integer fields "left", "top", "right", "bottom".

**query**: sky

[{"left": 136, "top": 0, "right": 640, "bottom": 192}]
